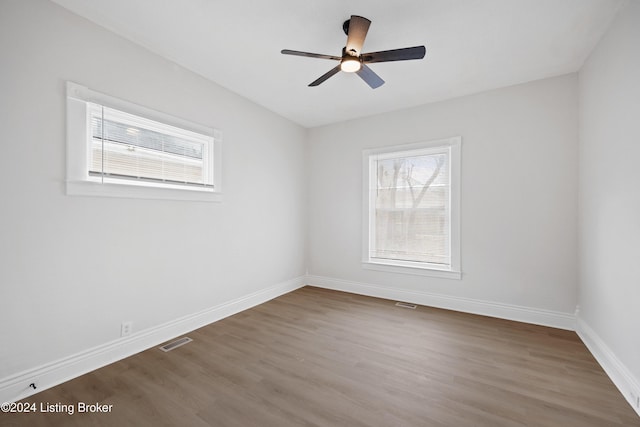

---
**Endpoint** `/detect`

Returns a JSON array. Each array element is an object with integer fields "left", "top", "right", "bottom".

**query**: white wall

[
  {"left": 0, "top": 0, "right": 306, "bottom": 383},
  {"left": 307, "top": 74, "right": 579, "bottom": 324},
  {"left": 578, "top": 0, "right": 640, "bottom": 408}
]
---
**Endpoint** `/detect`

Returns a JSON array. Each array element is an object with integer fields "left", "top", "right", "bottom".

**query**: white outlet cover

[{"left": 120, "top": 322, "right": 132, "bottom": 337}]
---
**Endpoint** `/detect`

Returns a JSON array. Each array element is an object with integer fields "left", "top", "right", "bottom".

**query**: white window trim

[
  {"left": 362, "top": 136, "right": 462, "bottom": 280},
  {"left": 66, "top": 81, "right": 222, "bottom": 202}
]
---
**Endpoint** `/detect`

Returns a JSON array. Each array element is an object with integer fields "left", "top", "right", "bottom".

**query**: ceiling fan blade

[
  {"left": 361, "top": 46, "right": 426, "bottom": 63},
  {"left": 309, "top": 65, "right": 342, "bottom": 87},
  {"left": 356, "top": 64, "right": 385, "bottom": 89},
  {"left": 345, "top": 15, "right": 371, "bottom": 55},
  {"left": 281, "top": 49, "right": 341, "bottom": 61}
]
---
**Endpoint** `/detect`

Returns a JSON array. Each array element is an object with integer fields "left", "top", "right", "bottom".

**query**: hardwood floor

[{"left": 2, "top": 286, "right": 638, "bottom": 426}]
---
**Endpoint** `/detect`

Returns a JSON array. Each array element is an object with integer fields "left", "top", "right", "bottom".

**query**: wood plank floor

[{"left": 2, "top": 286, "right": 638, "bottom": 426}]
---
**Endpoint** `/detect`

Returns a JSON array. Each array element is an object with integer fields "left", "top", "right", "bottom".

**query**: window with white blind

[
  {"left": 362, "top": 137, "right": 461, "bottom": 279},
  {"left": 66, "top": 82, "right": 222, "bottom": 202}
]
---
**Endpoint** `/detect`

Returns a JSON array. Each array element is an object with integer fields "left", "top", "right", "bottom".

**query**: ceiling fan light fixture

[{"left": 340, "top": 57, "right": 361, "bottom": 73}]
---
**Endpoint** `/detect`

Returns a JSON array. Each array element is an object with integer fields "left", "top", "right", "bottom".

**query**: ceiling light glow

[{"left": 340, "top": 57, "right": 361, "bottom": 73}]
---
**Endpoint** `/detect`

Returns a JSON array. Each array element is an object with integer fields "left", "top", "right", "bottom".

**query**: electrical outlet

[{"left": 120, "top": 321, "right": 132, "bottom": 337}]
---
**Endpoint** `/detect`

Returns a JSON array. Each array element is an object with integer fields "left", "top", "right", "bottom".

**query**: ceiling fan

[{"left": 281, "top": 15, "right": 426, "bottom": 89}]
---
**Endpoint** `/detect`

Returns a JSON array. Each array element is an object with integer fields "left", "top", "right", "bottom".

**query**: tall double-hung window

[{"left": 363, "top": 137, "right": 461, "bottom": 279}]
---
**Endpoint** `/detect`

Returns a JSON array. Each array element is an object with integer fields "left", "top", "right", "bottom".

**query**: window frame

[
  {"left": 66, "top": 81, "right": 222, "bottom": 202},
  {"left": 362, "top": 137, "right": 462, "bottom": 279}
]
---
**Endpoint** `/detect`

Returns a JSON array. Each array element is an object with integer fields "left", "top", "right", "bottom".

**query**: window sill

[
  {"left": 66, "top": 180, "right": 222, "bottom": 202},
  {"left": 362, "top": 261, "right": 461, "bottom": 280}
]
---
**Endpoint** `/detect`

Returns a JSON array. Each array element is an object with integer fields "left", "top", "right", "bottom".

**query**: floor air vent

[
  {"left": 159, "top": 337, "right": 193, "bottom": 352},
  {"left": 395, "top": 302, "right": 417, "bottom": 309}
]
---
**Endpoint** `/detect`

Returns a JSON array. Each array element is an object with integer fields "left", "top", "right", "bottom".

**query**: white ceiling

[{"left": 51, "top": 0, "right": 622, "bottom": 128}]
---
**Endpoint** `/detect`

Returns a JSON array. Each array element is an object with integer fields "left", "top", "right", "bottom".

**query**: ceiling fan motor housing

[{"left": 342, "top": 46, "right": 359, "bottom": 58}]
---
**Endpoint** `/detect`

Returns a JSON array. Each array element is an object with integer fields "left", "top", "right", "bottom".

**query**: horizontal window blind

[
  {"left": 371, "top": 150, "right": 450, "bottom": 266},
  {"left": 89, "top": 103, "right": 214, "bottom": 187}
]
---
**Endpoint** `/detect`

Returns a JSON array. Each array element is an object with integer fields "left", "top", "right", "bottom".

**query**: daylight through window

[
  {"left": 89, "top": 103, "right": 213, "bottom": 188},
  {"left": 363, "top": 137, "right": 461, "bottom": 278},
  {"left": 66, "top": 82, "right": 221, "bottom": 202}
]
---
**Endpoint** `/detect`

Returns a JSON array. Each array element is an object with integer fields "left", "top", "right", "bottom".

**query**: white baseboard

[
  {"left": 306, "top": 275, "right": 576, "bottom": 330},
  {"left": 0, "top": 276, "right": 306, "bottom": 404},
  {"left": 576, "top": 317, "right": 640, "bottom": 417}
]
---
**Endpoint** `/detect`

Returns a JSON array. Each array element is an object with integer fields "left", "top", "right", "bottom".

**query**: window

[
  {"left": 66, "top": 82, "right": 222, "bottom": 202},
  {"left": 362, "top": 137, "right": 461, "bottom": 279}
]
